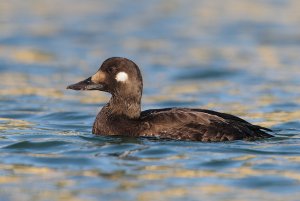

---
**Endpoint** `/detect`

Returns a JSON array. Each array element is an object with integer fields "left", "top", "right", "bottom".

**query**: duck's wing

[
  {"left": 140, "top": 108, "right": 273, "bottom": 141},
  {"left": 190, "top": 108, "right": 272, "bottom": 132}
]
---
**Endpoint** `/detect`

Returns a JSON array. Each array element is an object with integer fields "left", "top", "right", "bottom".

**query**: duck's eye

[{"left": 107, "top": 66, "right": 117, "bottom": 74}]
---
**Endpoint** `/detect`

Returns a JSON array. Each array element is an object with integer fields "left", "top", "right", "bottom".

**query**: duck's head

[{"left": 67, "top": 57, "right": 143, "bottom": 115}]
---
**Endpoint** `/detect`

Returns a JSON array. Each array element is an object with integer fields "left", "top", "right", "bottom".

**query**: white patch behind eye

[{"left": 116, "top": 72, "right": 128, "bottom": 82}]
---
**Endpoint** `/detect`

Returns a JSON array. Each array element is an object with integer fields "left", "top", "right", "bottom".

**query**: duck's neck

[{"left": 107, "top": 94, "right": 141, "bottom": 119}]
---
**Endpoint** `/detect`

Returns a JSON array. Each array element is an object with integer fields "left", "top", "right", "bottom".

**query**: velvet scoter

[{"left": 67, "top": 57, "right": 273, "bottom": 141}]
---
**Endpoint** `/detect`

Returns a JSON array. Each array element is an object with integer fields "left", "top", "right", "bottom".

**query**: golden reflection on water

[
  {"left": 137, "top": 165, "right": 300, "bottom": 181},
  {"left": 0, "top": 87, "right": 63, "bottom": 98},
  {"left": 1, "top": 0, "right": 300, "bottom": 200},
  {"left": 0, "top": 46, "right": 56, "bottom": 64},
  {"left": 14, "top": 49, "right": 55, "bottom": 64},
  {"left": 0, "top": 118, "right": 33, "bottom": 130},
  {"left": 0, "top": 176, "right": 20, "bottom": 184},
  {"left": 135, "top": 165, "right": 300, "bottom": 200},
  {"left": 137, "top": 185, "right": 300, "bottom": 201},
  {"left": 262, "top": 110, "right": 300, "bottom": 127},
  {"left": 1, "top": 154, "right": 300, "bottom": 200},
  {"left": 2, "top": 164, "right": 56, "bottom": 176}
]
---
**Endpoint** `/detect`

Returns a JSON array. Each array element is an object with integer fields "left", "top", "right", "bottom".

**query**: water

[{"left": 1, "top": 0, "right": 300, "bottom": 200}]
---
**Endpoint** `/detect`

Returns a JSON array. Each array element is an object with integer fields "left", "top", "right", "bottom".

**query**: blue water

[{"left": 1, "top": 0, "right": 300, "bottom": 200}]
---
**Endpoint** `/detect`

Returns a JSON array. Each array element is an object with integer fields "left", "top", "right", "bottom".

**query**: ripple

[
  {"left": 2, "top": 140, "right": 71, "bottom": 151},
  {"left": 233, "top": 176, "right": 298, "bottom": 192},
  {"left": 133, "top": 146, "right": 179, "bottom": 159},
  {"left": 174, "top": 68, "right": 240, "bottom": 81},
  {"left": 38, "top": 111, "right": 91, "bottom": 121},
  {"left": 200, "top": 158, "right": 244, "bottom": 170},
  {"left": 32, "top": 156, "right": 96, "bottom": 168},
  {"left": 1, "top": 0, "right": 300, "bottom": 200}
]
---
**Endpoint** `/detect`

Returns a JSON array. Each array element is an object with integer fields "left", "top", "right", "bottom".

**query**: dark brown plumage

[{"left": 67, "top": 57, "right": 273, "bottom": 142}]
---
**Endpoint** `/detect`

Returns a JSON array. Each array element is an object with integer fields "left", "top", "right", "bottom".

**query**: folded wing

[{"left": 140, "top": 108, "right": 272, "bottom": 141}]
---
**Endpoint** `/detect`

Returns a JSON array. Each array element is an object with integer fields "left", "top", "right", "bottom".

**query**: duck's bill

[{"left": 67, "top": 77, "right": 104, "bottom": 91}]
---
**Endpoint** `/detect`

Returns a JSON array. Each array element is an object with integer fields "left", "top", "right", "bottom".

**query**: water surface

[{"left": 1, "top": 0, "right": 300, "bottom": 200}]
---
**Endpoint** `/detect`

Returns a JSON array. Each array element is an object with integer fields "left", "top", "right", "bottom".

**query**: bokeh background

[{"left": 1, "top": 0, "right": 300, "bottom": 201}]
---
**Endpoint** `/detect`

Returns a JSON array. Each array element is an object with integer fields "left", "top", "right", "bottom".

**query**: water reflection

[{"left": 1, "top": 0, "right": 300, "bottom": 200}]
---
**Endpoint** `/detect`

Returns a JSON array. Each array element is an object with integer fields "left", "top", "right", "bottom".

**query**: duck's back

[{"left": 139, "top": 108, "right": 272, "bottom": 141}]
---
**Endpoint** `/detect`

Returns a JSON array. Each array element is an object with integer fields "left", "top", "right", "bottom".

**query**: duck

[{"left": 67, "top": 57, "right": 273, "bottom": 141}]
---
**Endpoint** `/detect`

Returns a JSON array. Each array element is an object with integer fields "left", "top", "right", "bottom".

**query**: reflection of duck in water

[{"left": 67, "top": 57, "right": 273, "bottom": 141}]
